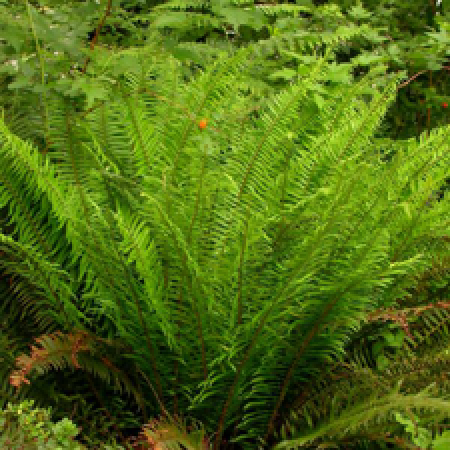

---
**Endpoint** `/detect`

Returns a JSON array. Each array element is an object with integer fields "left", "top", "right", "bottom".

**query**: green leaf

[
  {"left": 381, "top": 331, "right": 405, "bottom": 348},
  {"left": 426, "top": 30, "right": 450, "bottom": 45},
  {"left": 150, "top": 12, "right": 192, "bottom": 29},
  {"left": 433, "top": 430, "right": 450, "bottom": 449},
  {"left": 400, "top": 202, "right": 412, "bottom": 219},
  {"left": 352, "top": 52, "right": 385, "bottom": 66},
  {"left": 269, "top": 68, "right": 297, "bottom": 82},
  {"left": 376, "top": 354, "right": 389, "bottom": 371},
  {"left": 8, "top": 77, "right": 32, "bottom": 90},
  {"left": 313, "top": 93, "right": 325, "bottom": 109},
  {"left": 110, "top": 53, "right": 140, "bottom": 77},
  {"left": 348, "top": 4, "right": 372, "bottom": 21},
  {"left": 372, "top": 341, "right": 384, "bottom": 355},
  {"left": 3, "top": 27, "right": 25, "bottom": 53},
  {"left": 212, "top": 6, "right": 267, "bottom": 31},
  {"left": 68, "top": 78, "right": 109, "bottom": 108},
  {"left": 323, "top": 62, "right": 354, "bottom": 84}
]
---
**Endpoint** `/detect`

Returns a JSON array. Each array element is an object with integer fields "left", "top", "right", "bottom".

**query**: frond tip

[
  {"left": 131, "top": 414, "right": 211, "bottom": 450},
  {"left": 9, "top": 330, "right": 91, "bottom": 389}
]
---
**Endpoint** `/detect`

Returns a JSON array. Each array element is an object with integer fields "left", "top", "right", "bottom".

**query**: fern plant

[{"left": 0, "top": 27, "right": 449, "bottom": 450}]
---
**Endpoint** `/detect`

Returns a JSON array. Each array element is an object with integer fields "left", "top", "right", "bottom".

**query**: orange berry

[{"left": 198, "top": 119, "right": 207, "bottom": 130}]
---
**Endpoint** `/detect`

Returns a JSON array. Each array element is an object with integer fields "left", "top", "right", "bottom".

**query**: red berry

[
  {"left": 443, "top": 102, "right": 448, "bottom": 109},
  {"left": 198, "top": 119, "right": 208, "bottom": 130}
]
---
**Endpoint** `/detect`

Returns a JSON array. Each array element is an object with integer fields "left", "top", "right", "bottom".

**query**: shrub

[{"left": 0, "top": 399, "right": 85, "bottom": 450}]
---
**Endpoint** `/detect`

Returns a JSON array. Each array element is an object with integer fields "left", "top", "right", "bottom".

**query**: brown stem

[
  {"left": 397, "top": 70, "right": 427, "bottom": 90},
  {"left": 81, "top": 0, "right": 112, "bottom": 74},
  {"left": 429, "top": 0, "right": 436, "bottom": 17}
]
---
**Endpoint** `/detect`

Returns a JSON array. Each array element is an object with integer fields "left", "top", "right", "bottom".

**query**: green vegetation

[
  {"left": 0, "top": 0, "right": 449, "bottom": 449},
  {"left": 0, "top": 399, "right": 86, "bottom": 449}
]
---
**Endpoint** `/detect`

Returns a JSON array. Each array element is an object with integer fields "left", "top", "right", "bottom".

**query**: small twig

[{"left": 397, "top": 70, "right": 427, "bottom": 90}]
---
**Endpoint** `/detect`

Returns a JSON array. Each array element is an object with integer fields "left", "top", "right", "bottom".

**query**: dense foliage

[
  {"left": 0, "top": 399, "right": 84, "bottom": 450},
  {"left": 0, "top": 1, "right": 449, "bottom": 449}
]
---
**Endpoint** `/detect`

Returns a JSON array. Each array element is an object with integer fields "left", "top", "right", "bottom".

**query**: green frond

[
  {"left": 273, "top": 379, "right": 450, "bottom": 449},
  {"left": 273, "top": 269, "right": 450, "bottom": 449},
  {"left": 153, "top": 0, "right": 212, "bottom": 12},
  {"left": 0, "top": 233, "right": 81, "bottom": 329},
  {"left": 253, "top": 4, "right": 312, "bottom": 18}
]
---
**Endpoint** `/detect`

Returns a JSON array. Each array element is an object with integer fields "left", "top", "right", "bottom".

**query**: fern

[{"left": 0, "top": 23, "right": 449, "bottom": 450}]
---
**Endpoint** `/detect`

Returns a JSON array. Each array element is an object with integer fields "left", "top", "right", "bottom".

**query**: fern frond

[
  {"left": 273, "top": 356, "right": 450, "bottom": 449},
  {"left": 9, "top": 330, "right": 146, "bottom": 414},
  {"left": 132, "top": 413, "right": 210, "bottom": 450}
]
